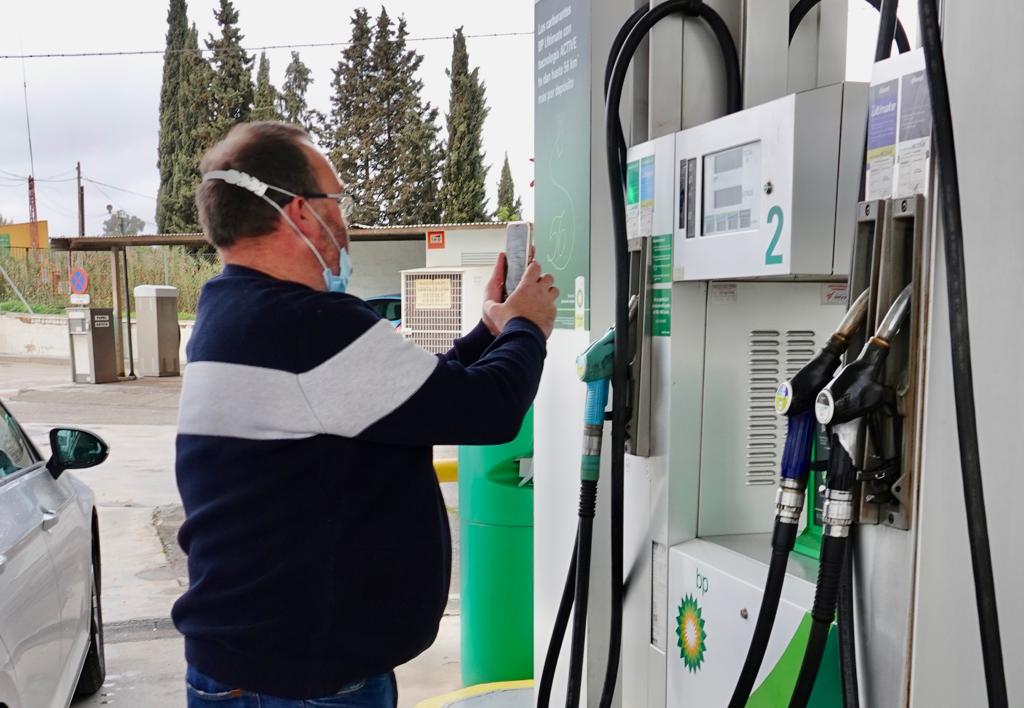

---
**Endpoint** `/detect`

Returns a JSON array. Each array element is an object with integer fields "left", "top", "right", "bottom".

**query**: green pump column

[{"left": 458, "top": 408, "right": 534, "bottom": 685}]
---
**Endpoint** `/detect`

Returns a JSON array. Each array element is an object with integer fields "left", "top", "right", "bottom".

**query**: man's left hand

[{"left": 482, "top": 252, "right": 508, "bottom": 336}]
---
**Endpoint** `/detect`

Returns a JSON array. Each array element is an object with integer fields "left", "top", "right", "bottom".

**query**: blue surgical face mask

[
  {"left": 200, "top": 170, "right": 353, "bottom": 293},
  {"left": 300, "top": 203, "right": 352, "bottom": 294}
]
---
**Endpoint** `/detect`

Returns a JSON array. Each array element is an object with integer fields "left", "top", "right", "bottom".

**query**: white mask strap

[{"left": 202, "top": 169, "right": 333, "bottom": 272}]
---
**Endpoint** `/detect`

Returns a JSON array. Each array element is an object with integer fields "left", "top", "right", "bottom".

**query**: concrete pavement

[{"left": 1, "top": 358, "right": 462, "bottom": 707}]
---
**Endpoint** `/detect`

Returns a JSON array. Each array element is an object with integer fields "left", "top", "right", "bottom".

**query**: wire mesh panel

[
  {"left": 745, "top": 328, "right": 819, "bottom": 486},
  {"left": 403, "top": 271, "right": 463, "bottom": 354},
  {"left": 746, "top": 330, "right": 783, "bottom": 486}
]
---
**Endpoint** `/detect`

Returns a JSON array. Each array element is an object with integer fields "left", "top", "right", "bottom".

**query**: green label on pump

[
  {"left": 652, "top": 289, "right": 671, "bottom": 337},
  {"left": 626, "top": 161, "right": 640, "bottom": 206},
  {"left": 652, "top": 233, "right": 673, "bottom": 284}
]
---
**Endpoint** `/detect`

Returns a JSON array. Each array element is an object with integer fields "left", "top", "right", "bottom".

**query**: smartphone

[{"left": 504, "top": 221, "right": 533, "bottom": 297}]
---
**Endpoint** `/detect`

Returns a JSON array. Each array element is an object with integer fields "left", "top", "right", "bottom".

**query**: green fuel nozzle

[
  {"left": 576, "top": 325, "right": 615, "bottom": 483},
  {"left": 576, "top": 325, "right": 616, "bottom": 383}
]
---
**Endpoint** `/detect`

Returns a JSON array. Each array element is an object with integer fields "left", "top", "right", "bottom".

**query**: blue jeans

[{"left": 185, "top": 666, "right": 397, "bottom": 707}]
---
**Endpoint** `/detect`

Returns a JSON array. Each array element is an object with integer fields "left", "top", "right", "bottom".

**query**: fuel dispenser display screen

[{"left": 702, "top": 141, "right": 761, "bottom": 236}]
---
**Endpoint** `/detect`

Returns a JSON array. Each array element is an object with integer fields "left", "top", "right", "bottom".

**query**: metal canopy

[{"left": 48, "top": 222, "right": 508, "bottom": 252}]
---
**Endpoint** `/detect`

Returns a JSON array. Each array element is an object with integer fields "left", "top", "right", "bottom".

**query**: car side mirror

[{"left": 47, "top": 428, "right": 109, "bottom": 479}]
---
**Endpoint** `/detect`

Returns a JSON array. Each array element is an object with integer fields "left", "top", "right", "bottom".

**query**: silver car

[{"left": 0, "top": 401, "right": 109, "bottom": 707}]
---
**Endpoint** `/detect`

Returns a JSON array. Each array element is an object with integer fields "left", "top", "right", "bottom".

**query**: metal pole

[
  {"left": 122, "top": 248, "right": 136, "bottom": 379},
  {"left": 110, "top": 248, "right": 124, "bottom": 376},
  {"left": 0, "top": 261, "right": 33, "bottom": 314},
  {"left": 76, "top": 162, "right": 85, "bottom": 237}
]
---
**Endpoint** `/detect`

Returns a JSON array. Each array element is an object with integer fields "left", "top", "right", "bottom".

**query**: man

[{"left": 173, "top": 121, "right": 557, "bottom": 707}]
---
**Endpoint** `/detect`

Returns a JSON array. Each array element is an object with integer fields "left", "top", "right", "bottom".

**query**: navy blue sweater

[{"left": 172, "top": 265, "right": 546, "bottom": 698}]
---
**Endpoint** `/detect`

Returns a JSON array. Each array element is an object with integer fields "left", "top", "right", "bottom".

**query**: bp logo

[{"left": 676, "top": 594, "right": 707, "bottom": 672}]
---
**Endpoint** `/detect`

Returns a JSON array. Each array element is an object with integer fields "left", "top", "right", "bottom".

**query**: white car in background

[{"left": 0, "top": 401, "right": 109, "bottom": 708}]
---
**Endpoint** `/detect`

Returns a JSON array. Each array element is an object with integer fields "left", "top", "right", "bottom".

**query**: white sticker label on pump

[{"left": 710, "top": 283, "right": 738, "bottom": 304}]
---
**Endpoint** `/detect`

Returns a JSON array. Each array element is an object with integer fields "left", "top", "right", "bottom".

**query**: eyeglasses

[{"left": 302, "top": 191, "right": 355, "bottom": 219}]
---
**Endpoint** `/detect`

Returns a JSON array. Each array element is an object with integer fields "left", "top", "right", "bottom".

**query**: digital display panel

[{"left": 702, "top": 141, "right": 761, "bottom": 236}]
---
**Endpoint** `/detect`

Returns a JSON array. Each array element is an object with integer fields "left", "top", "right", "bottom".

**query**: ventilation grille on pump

[
  {"left": 402, "top": 271, "right": 463, "bottom": 354},
  {"left": 461, "top": 251, "right": 500, "bottom": 267},
  {"left": 745, "top": 330, "right": 818, "bottom": 486}
]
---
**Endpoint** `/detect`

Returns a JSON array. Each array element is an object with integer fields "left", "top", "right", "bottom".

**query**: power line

[
  {"left": 0, "top": 31, "right": 534, "bottom": 61},
  {"left": 82, "top": 177, "right": 157, "bottom": 201}
]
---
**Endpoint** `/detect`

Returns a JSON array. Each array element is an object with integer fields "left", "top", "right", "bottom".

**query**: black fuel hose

[
  {"left": 537, "top": 527, "right": 579, "bottom": 708},
  {"left": 918, "top": 1, "right": 1008, "bottom": 705},
  {"left": 788, "top": 0, "right": 910, "bottom": 54},
  {"left": 565, "top": 481, "right": 598, "bottom": 708},
  {"left": 602, "top": 4, "right": 739, "bottom": 706},
  {"left": 727, "top": 523, "right": 798, "bottom": 708},
  {"left": 604, "top": 4, "right": 651, "bottom": 183},
  {"left": 873, "top": 0, "right": 901, "bottom": 62},
  {"left": 789, "top": 438, "right": 858, "bottom": 708}
]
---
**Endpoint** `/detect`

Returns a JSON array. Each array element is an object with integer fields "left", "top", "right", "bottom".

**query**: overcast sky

[
  {"left": 0, "top": 1, "right": 922, "bottom": 238},
  {"left": 0, "top": 1, "right": 535, "bottom": 236}
]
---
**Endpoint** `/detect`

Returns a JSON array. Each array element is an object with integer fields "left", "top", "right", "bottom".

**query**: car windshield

[
  {"left": 0, "top": 406, "right": 35, "bottom": 478},
  {"left": 368, "top": 298, "right": 400, "bottom": 321}
]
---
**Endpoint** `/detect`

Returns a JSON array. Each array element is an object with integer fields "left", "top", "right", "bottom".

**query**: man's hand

[
  {"left": 484, "top": 260, "right": 559, "bottom": 339},
  {"left": 482, "top": 252, "right": 507, "bottom": 336}
]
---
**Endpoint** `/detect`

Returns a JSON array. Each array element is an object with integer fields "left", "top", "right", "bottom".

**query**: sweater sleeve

[
  {"left": 440, "top": 320, "right": 497, "bottom": 365},
  {"left": 296, "top": 313, "right": 546, "bottom": 447}
]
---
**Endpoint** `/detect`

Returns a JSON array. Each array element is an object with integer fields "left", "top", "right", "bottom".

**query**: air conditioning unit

[{"left": 400, "top": 266, "right": 490, "bottom": 354}]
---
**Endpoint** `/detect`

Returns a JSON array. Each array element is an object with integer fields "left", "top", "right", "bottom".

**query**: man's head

[{"left": 195, "top": 121, "right": 351, "bottom": 291}]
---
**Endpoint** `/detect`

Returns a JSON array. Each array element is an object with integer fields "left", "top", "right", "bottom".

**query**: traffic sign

[{"left": 70, "top": 268, "right": 89, "bottom": 295}]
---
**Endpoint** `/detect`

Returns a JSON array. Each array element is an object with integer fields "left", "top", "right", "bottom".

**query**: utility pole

[
  {"left": 27, "top": 176, "right": 38, "bottom": 249},
  {"left": 76, "top": 162, "right": 85, "bottom": 236}
]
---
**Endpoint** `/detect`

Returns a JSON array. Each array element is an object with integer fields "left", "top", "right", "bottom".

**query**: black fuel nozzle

[
  {"left": 775, "top": 290, "right": 870, "bottom": 417},
  {"left": 815, "top": 285, "right": 912, "bottom": 426}
]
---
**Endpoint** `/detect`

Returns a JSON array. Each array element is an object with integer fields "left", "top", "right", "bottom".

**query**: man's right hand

[{"left": 484, "top": 260, "right": 559, "bottom": 338}]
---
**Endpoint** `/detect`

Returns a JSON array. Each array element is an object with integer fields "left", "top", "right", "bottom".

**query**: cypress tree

[
  {"left": 252, "top": 52, "right": 281, "bottom": 122},
  {"left": 206, "top": 0, "right": 254, "bottom": 142},
  {"left": 280, "top": 51, "right": 314, "bottom": 129},
  {"left": 166, "top": 24, "right": 212, "bottom": 233},
  {"left": 326, "top": 9, "right": 444, "bottom": 225},
  {"left": 327, "top": 8, "right": 375, "bottom": 224},
  {"left": 440, "top": 27, "right": 490, "bottom": 223},
  {"left": 389, "top": 15, "right": 443, "bottom": 224},
  {"left": 370, "top": 12, "right": 444, "bottom": 225},
  {"left": 393, "top": 104, "right": 444, "bottom": 224},
  {"left": 156, "top": 0, "right": 190, "bottom": 232},
  {"left": 367, "top": 9, "right": 403, "bottom": 224},
  {"left": 494, "top": 153, "right": 522, "bottom": 221}
]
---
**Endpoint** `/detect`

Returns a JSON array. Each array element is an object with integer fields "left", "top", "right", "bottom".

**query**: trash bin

[
  {"left": 67, "top": 308, "right": 118, "bottom": 384},
  {"left": 459, "top": 408, "right": 534, "bottom": 686},
  {"left": 133, "top": 285, "right": 180, "bottom": 377}
]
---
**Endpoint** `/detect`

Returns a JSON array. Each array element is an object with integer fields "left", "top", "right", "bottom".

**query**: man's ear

[{"left": 282, "top": 197, "right": 315, "bottom": 238}]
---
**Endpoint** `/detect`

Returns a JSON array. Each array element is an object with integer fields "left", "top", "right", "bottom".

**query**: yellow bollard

[{"left": 433, "top": 458, "right": 458, "bottom": 484}]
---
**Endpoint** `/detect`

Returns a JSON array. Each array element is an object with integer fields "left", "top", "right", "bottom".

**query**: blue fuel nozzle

[{"left": 779, "top": 410, "right": 817, "bottom": 481}]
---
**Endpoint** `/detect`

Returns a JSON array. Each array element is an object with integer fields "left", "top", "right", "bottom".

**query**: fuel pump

[
  {"left": 537, "top": 4, "right": 741, "bottom": 707},
  {"left": 784, "top": 285, "right": 913, "bottom": 708},
  {"left": 531, "top": 0, "right": 1010, "bottom": 705},
  {"left": 727, "top": 290, "right": 869, "bottom": 708}
]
